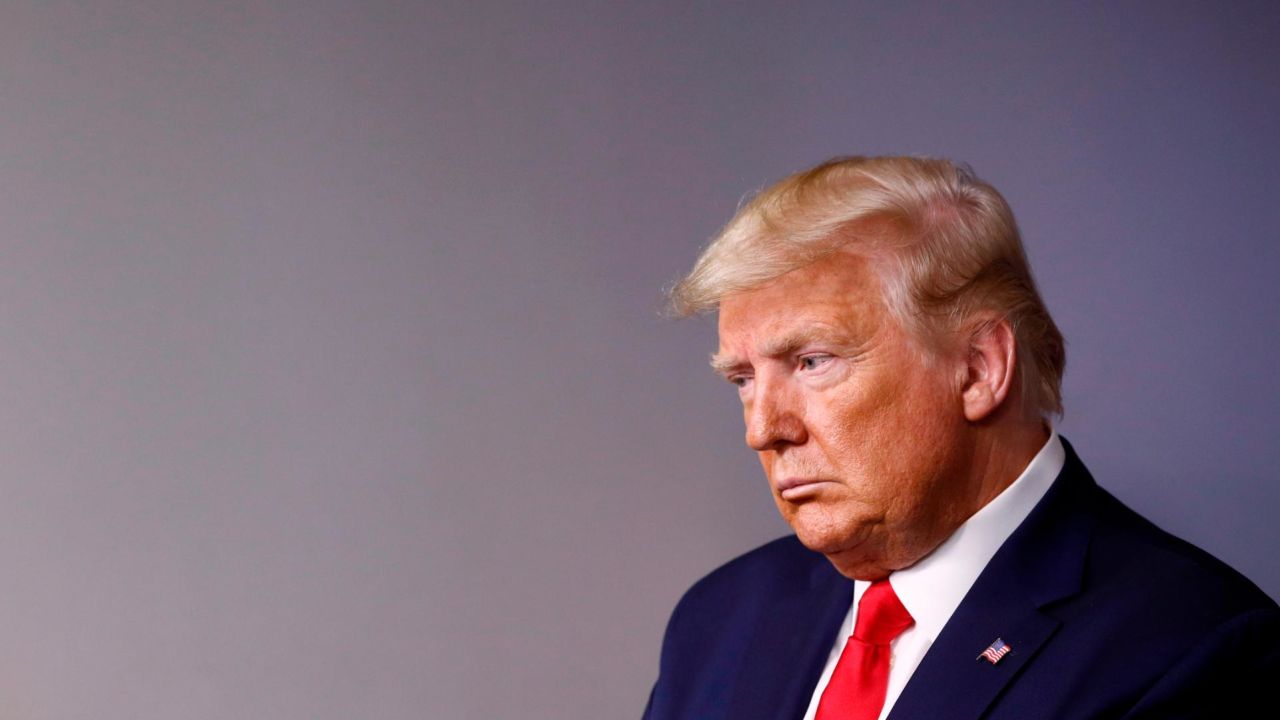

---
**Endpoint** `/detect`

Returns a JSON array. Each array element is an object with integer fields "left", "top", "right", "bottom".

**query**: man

[{"left": 643, "top": 156, "right": 1279, "bottom": 719}]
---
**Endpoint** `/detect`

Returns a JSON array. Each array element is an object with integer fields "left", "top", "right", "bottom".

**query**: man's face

[{"left": 714, "top": 250, "right": 977, "bottom": 580}]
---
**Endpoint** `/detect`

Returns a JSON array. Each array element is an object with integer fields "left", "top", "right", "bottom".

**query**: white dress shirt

[{"left": 802, "top": 428, "right": 1065, "bottom": 720}]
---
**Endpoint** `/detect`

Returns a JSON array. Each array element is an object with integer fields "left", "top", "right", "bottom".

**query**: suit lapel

[
  {"left": 885, "top": 581, "right": 1062, "bottom": 719},
  {"left": 726, "top": 557, "right": 853, "bottom": 720},
  {"left": 888, "top": 437, "right": 1099, "bottom": 720}
]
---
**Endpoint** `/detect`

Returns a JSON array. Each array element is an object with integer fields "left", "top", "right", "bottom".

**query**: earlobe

[{"left": 961, "top": 317, "right": 1017, "bottom": 422}]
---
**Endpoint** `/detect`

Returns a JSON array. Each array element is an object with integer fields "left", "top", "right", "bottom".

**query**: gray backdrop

[{"left": 1, "top": 1, "right": 1277, "bottom": 718}]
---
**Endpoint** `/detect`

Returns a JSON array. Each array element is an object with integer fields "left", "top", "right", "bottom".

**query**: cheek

[
  {"left": 822, "top": 378, "right": 955, "bottom": 502},
  {"left": 821, "top": 381, "right": 910, "bottom": 461}
]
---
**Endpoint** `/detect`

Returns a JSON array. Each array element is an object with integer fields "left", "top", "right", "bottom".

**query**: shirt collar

[{"left": 856, "top": 427, "right": 1065, "bottom": 641}]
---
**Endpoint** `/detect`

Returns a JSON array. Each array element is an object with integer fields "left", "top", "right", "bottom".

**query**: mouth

[{"left": 774, "top": 477, "right": 836, "bottom": 501}]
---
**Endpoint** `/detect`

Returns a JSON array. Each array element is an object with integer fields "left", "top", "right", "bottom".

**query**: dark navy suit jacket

[{"left": 643, "top": 437, "right": 1280, "bottom": 719}]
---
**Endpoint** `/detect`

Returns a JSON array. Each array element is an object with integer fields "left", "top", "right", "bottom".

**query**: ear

[{"left": 961, "top": 315, "right": 1017, "bottom": 422}]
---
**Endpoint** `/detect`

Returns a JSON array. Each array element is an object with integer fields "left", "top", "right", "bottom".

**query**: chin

[
  {"left": 787, "top": 512, "right": 889, "bottom": 578},
  {"left": 789, "top": 514, "right": 871, "bottom": 557}
]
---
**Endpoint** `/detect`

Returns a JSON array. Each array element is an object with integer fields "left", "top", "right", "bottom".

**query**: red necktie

[{"left": 815, "top": 578, "right": 915, "bottom": 720}]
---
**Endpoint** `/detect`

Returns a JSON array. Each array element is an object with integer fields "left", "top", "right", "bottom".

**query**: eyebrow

[{"left": 709, "top": 329, "right": 844, "bottom": 376}]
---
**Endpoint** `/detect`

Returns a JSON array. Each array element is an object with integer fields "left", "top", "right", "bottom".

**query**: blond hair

[{"left": 668, "top": 155, "right": 1066, "bottom": 419}]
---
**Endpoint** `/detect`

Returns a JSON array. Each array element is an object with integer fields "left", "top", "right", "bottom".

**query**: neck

[{"left": 963, "top": 420, "right": 1051, "bottom": 519}]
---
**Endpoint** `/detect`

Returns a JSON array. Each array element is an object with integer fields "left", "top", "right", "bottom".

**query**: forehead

[{"left": 716, "top": 251, "right": 889, "bottom": 344}]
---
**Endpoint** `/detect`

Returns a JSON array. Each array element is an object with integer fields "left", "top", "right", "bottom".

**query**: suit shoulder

[
  {"left": 1088, "top": 483, "right": 1277, "bottom": 614},
  {"left": 673, "top": 534, "right": 828, "bottom": 615}
]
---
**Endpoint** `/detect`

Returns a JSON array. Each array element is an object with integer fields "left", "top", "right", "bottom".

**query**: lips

[
  {"left": 775, "top": 477, "right": 834, "bottom": 501},
  {"left": 775, "top": 477, "right": 820, "bottom": 492}
]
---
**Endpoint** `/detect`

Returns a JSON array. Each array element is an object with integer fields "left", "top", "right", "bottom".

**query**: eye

[
  {"left": 799, "top": 354, "right": 833, "bottom": 371},
  {"left": 728, "top": 375, "right": 752, "bottom": 388}
]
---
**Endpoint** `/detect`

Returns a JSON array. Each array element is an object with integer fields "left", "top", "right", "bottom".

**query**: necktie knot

[{"left": 853, "top": 579, "right": 914, "bottom": 645}]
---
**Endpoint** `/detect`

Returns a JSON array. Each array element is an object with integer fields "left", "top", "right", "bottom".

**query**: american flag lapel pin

[{"left": 977, "top": 637, "right": 1013, "bottom": 665}]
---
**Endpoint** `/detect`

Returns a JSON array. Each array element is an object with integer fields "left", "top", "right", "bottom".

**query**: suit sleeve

[{"left": 1119, "top": 605, "right": 1280, "bottom": 718}]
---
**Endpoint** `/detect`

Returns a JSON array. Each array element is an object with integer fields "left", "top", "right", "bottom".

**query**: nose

[{"left": 744, "top": 375, "right": 807, "bottom": 451}]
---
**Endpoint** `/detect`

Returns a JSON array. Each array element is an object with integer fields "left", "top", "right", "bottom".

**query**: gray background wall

[{"left": 1, "top": 1, "right": 1277, "bottom": 718}]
